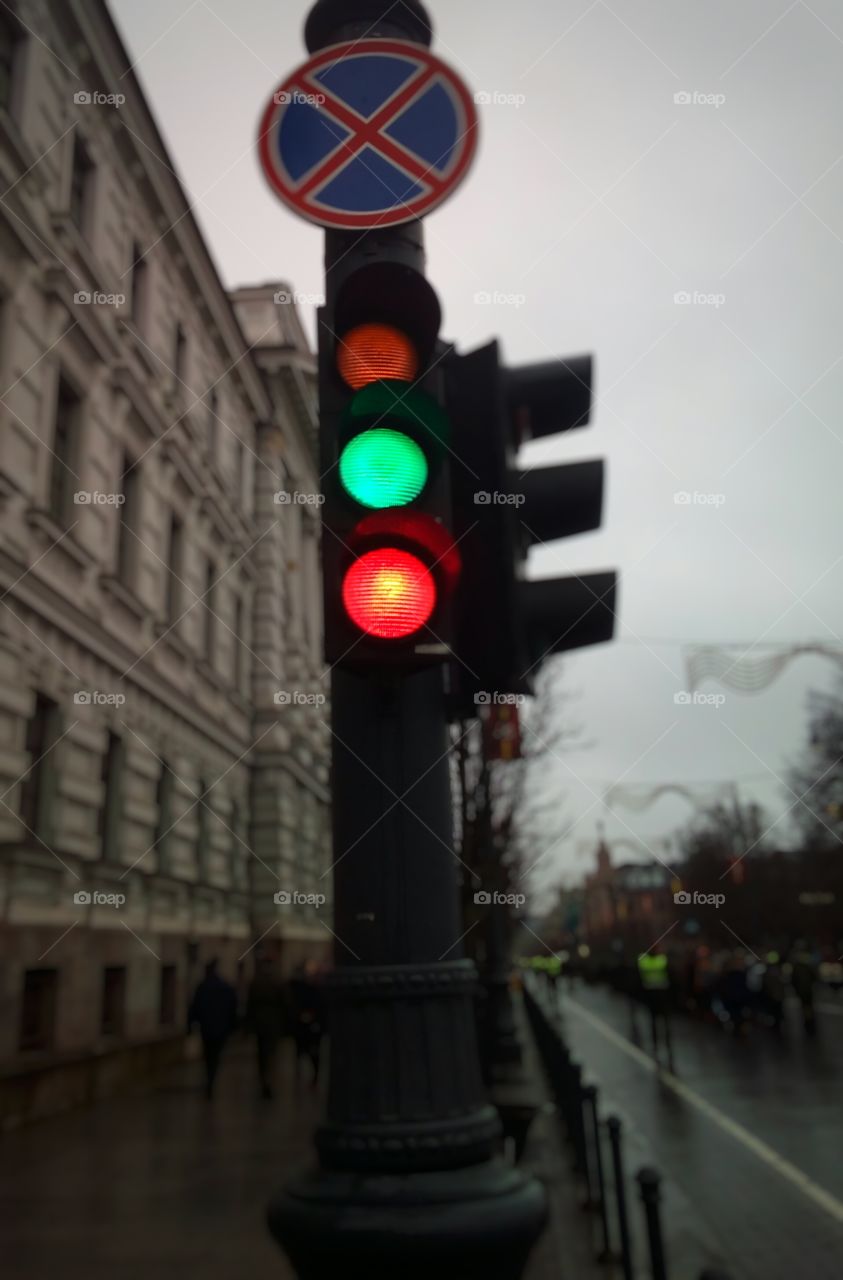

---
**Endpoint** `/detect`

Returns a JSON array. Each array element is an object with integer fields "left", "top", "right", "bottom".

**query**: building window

[
  {"left": 232, "top": 595, "right": 245, "bottom": 692},
  {"left": 203, "top": 559, "right": 216, "bottom": 663},
  {"left": 116, "top": 453, "right": 139, "bottom": 584},
  {"left": 173, "top": 322, "right": 186, "bottom": 385},
  {"left": 154, "top": 759, "right": 174, "bottom": 869},
  {"left": 159, "top": 965, "right": 177, "bottom": 1026},
  {"left": 19, "top": 969, "right": 58, "bottom": 1051},
  {"left": 19, "top": 692, "right": 61, "bottom": 841},
  {"left": 48, "top": 376, "right": 80, "bottom": 526},
  {"left": 229, "top": 798, "right": 243, "bottom": 886},
  {"left": 98, "top": 731, "right": 124, "bottom": 861},
  {"left": 129, "top": 243, "right": 149, "bottom": 332},
  {"left": 165, "top": 513, "right": 183, "bottom": 623},
  {"left": 69, "top": 132, "right": 95, "bottom": 237},
  {"left": 0, "top": 9, "right": 24, "bottom": 117},
  {"left": 196, "top": 778, "right": 210, "bottom": 881},
  {"left": 101, "top": 966, "right": 127, "bottom": 1037}
]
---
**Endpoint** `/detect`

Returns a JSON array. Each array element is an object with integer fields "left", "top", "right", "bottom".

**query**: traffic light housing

[
  {"left": 446, "top": 340, "right": 617, "bottom": 710},
  {"left": 319, "top": 255, "right": 460, "bottom": 669}
]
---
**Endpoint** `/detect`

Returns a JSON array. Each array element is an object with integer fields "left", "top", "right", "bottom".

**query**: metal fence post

[
  {"left": 636, "top": 1167, "right": 668, "bottom": 1280},
  {"left": 607, "top": 1116, "right": 634, "bottom": 1280},
  {"left": 583, "top": 1084, "right": 613, "bottom": 1261}
]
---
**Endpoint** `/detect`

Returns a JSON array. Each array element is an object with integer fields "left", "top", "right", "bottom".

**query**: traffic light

[
  {"left": 319, "top": 255, "right": 460, "bottom": 668},
  {"left": 445, "top": 340, "right": 617, "bottom": 709}
]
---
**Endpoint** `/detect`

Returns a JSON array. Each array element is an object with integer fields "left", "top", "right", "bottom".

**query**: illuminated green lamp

[{"left": 339, "top": 426, "right": 428, "bottom": 509}]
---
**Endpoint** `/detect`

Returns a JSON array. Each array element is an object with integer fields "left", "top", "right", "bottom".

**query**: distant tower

[{"left": 596, "top": 821, "right": 611, "bottom": 877}]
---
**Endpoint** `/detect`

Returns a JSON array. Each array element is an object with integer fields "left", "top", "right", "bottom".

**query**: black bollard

[
  {"left": 607, "top": 1117, "right": 634, "bottom": 1280},
  {"left": 636, "top": 1167, "right": 668, "bottom": 1280},
  {"left": 582, "top": 1085, "right": 612, "bottom": 1260}
]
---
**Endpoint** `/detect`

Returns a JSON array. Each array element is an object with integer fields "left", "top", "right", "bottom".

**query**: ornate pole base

[{"left": 268, "top": 1158, "right": 547, "bottom": 1280}]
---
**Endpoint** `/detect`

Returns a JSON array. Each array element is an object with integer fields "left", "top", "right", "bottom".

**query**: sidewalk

[
  {"left": 0, "top": 1015, "right": 628, "bottom": 1280},
  {"left": 0, "top": 1039, "right": 316, "bottom": 1280}
]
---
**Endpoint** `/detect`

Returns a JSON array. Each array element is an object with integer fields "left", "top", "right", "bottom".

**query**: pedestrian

[
  {"left": 245, "top": 954, "right": 287, "bottom": 1099},
  {"left": 636, "top": 945, "right": 674, "bottom": 1069},
  {"left": 790, "top": 943, "right": 818, "bottom": 1036},
  {"left": 188, "top": 958, "right": 237, "bottom": 1099},
  {"left": 288, "top": 960, "right": 324, "bottom": 1085}
]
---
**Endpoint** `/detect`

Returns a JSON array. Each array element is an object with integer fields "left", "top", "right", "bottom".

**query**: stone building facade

[{"left": 0, "top": 0, "right": 330, "bottom": 1117}]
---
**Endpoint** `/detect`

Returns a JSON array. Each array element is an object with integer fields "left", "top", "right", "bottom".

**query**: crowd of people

[{"left": 187, "top": 955, "right": 327, "bottom": 1099}]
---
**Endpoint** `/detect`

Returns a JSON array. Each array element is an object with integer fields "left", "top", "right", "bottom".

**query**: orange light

[
  {"left": 337, "top": 323, "right": 419, "bottom": 390},
  {"left": 342, "top": 547, "right": 435, "bottom": 639}
]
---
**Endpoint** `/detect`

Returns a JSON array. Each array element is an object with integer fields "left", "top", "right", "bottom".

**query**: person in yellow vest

[{"left": 636, "top": 946, "right": 674, "bottom": 1069}]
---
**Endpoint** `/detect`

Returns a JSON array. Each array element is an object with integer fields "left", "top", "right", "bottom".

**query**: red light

[
  {"left": 342, "top": 548, "right": 435, "bottom": 639},
  {"left": 338, "top": 324, "right": 418, "bottom": 390}
]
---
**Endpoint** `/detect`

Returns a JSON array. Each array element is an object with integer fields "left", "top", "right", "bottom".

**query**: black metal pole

[
  {"left": 607, "top": 1116, "right": 634, "bottom": 1280},
  {"left": 636, "top": 1167, "right": 668, "bottom": 1280},
  {"left": 583, "top": 1085, "right": 612, "bottom": 1260}
]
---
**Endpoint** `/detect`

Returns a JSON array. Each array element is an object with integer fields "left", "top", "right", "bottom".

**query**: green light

[{"left": 340, "top": 427, "right": 428, "bottom": 509}]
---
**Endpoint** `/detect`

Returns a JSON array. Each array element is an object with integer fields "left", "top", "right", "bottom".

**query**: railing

[{"left": 523, "top": 975, "right": 732, "bottom": 1280}]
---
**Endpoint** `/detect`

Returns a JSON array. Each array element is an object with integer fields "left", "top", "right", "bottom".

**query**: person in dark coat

[
  {"left": 188, "top": 959, "right": 237, "bottom": 1098},
  {"left": 245, "top": 955, "right": 287, "bottom": 1099}
]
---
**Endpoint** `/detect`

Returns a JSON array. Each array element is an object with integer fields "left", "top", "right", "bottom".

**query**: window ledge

[
  {"left": 0, "top": 108, "right": 40, "bottom": 185},
  {"left": 25, "top": 509, "right": 93, "bottom": 569},
  {"left": 99, "top": 574, "right": 148, "bottom": 621}
]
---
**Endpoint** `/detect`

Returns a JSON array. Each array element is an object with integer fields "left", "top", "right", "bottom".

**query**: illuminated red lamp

[{"left": 342, "top": 548, "right": 435, "bottom": 639}]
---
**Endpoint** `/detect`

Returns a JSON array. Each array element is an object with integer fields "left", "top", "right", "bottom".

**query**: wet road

[{"left": 556, "top": 981, "right": 843, "bottom": 1280}]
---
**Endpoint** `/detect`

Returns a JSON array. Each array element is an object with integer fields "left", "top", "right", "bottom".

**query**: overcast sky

[{"left": 109, "top": 0, "right": 843, "bottom": 895}]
